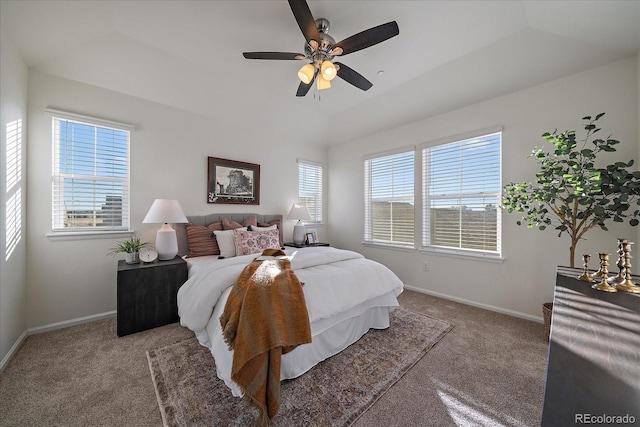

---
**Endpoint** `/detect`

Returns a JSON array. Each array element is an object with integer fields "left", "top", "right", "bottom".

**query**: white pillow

[
  {"left": 251, "top": 224, "right": 277, "bottom": 231},
  {"left": 213, "top": 227, "right": 247, "bottom": 258}
]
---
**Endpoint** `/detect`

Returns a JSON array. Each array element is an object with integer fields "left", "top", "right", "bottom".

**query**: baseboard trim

[
  {"left": 27, "top": 310, "right": 117, "bottom": 335},
  {"left": 403, "top": 285, "right": 544, "bottom": 324},
  {"left": 0, "top": 330, "right": 28, "bottom": 374},
  {"left": 1, "top": 310, "right": 118, "bottom": 372}
]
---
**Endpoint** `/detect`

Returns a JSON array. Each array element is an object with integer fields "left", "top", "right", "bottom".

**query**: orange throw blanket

[{"left": 219, "top": 248, "right": 311, "bottom": 426}]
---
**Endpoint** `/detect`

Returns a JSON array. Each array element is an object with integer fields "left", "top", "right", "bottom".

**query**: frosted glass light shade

[
  {"left": 143, "top": 199, "right": 188, "bottom": 260},
  {"left": 298, "top": 63, "right": 316, "bottom": 84},
  {"left": 317, "top": 74, "right": 331, "bottom": 90},
  {"left": 321, "top": 60, "right": 337, "bottom": 81}
]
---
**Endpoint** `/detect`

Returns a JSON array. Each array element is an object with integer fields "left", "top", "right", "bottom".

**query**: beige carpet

[
  {"left": 0, "top": 290, "right": 549, "bottom": 426},
  {"left": 147, "top": 307, "right": 453, "bottom": 426}
]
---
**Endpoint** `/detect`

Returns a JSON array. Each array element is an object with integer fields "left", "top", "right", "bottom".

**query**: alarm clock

[{"left": 139, "top": 248, "right": 159, "bottom": 263}]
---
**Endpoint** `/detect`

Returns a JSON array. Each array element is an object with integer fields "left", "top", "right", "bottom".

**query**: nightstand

[
  {"left": 116, "top": 256, "right": 187, "bottom": 337},
  {"left": 284, "top": 242, "right": 330, "bottom": 248}
]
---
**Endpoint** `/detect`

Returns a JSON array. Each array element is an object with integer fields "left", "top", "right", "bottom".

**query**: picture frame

[
  {"left": 207, "top": 157, "right": 260, "bottom": 204},
  {"left": 305, "top": 232, "right": 316, "bottom": 245}
]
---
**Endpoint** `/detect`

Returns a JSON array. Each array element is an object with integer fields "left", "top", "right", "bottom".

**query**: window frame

[
  {"left": 45, "top": 109, "right": 134, "bottom": 238},
  {"left": 420, "top": 127, "right": 503, "bottom": 260},
  {"left": 297, "top": 158, "right": 324, "bottom": 225},
  {"left": 363, "top": 147, "right": 416, "bottom": 250}
]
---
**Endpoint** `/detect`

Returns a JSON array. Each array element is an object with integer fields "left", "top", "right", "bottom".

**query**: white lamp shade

[
  {"left": 143, "top": 199, "right": 187, "bottom": 260},
  {"left": 287, "top": 203, "right": 312, "bottom": 221},
  {"left": 142, "top": 199, "right": 188, "bottom": 224}
]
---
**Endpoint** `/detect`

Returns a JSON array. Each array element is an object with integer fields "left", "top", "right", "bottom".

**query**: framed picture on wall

[{"left": 207, "top": 157, "right": 260, "bottom": 204}]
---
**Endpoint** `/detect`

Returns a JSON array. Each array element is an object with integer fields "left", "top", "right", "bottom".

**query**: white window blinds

[
  {"left": 5, "top": 118, "right": 22, "bottom": 260},
  {"left": 364, "top": 149, "right": 415, "bottom": 248},
  {"left": 47, "top": 109, "right": 132, "bottom": 232},
  {"left": 422, "top": 130, "right": 501, "bottom": 256},
  {"left": 298, "top": 159, "right": 323, "bottom": 223}
]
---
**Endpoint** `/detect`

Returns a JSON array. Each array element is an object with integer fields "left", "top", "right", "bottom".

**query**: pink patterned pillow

[{"left": 233, "top": 228, "right": 281, "bottom": 256}]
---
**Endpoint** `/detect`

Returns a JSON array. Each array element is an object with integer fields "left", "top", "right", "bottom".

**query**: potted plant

[
  {"left": 502, "top": 113, "right": 640, "bottom": 268},
  {"left": 108, "top": 236, "right": 148, "bottom": 264}
]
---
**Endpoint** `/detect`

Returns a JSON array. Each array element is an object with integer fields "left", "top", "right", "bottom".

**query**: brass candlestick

[
  {"left": 615, "top": 242, "right": 640, "bottom": 294},
  {"left": 592, "top": 253, "right": 617, "bottom": 292},
  {"left": 608, "top": 238, "right": 627, "bottom": 284},
  {"left": 592, "top": 254, "right": 606, "bottom": 279},
  {"left": 578, "top": 254, "right": 594, "bottom": 282}
]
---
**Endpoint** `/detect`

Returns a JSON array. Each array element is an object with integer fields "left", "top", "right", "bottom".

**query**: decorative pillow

[
  {"left": 221, "top": 216, "right": 257, "bottom": 230},
  {"left": 257, "top": 220, "right": 283, "bottom": 247},
  {"left": 186, "top": 222, "right": 222, "bottom": 257},
  {"left": 213, "top": 227, "right": 247, "bottom": 258},
  {"left": 250, "top": 224, "right": 277, "bottom": 231},
  {"left": 233, "top": 228, "right": 281, "bottom": 256}
]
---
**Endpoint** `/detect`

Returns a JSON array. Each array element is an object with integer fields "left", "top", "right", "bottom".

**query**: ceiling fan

[{"left": 243, "top": 0, "right": 399, "bottom": 97}]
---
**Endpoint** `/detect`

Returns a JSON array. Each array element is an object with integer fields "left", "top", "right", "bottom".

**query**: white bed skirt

[{"left": 196, "top": 290, "right": 399, "bottom": 397}]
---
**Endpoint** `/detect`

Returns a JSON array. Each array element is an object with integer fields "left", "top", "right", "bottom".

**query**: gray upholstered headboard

[{"left": 175, "top": 213, "right": 283, "bottom": 256}]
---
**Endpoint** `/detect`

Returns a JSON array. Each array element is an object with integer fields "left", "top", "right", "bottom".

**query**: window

[
  {"left": 5, "top": 119, "right": 22, "bottom": 260},
  {"left": 364, "top": 149, "right": 415, "bottom": 248},
  {"left": 422, "top": 130, "right": 501, "bottom": 257},
  {"left": 46, "top": 109, "right": 133, "bottom": 233},
  {"left": 297, "top": 159, "right": 323, "bottom": 223}
]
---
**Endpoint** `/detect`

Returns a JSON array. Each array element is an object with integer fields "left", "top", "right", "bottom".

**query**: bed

[{"left": 175, "top": 213, "right": 404, "bottom": 398}]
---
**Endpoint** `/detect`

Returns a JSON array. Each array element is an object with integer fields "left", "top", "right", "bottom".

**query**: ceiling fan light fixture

[
  {"left": 317, "top": 74, "right": 331, "bottom": 90},
  {"left": 298, "top": 63, "right": 316, "bottom": 84},
  {"left": 321, "top": 60, "right": 337, "bottom": 81}
]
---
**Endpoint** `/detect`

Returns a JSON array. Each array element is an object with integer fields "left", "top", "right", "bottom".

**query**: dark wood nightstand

[
  {"left": 284, "top": 242, "right": 330, "bottom": 248},
  {"left": 116, "top": 256, "right": 187, "bottom": 337}
]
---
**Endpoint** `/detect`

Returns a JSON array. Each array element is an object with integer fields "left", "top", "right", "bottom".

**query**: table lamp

[
  {"left": 142, "top": 199, "right": 188, "bottom": 260},
  {"left": 287, "top": 203, "right": 312, "bottom": 245}
]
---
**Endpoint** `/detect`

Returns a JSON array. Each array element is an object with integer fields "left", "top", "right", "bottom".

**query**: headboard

[{"left": 175, "top": 213, "right": 283, "bottom": 256}]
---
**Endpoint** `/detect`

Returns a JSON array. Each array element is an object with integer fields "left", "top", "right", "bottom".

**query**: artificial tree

[{"left": 502, "top": 113, "right": 640, "bottom": 268}]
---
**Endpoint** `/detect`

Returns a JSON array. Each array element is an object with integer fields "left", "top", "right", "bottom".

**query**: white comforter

[{"left": 177, "top": 246, "right": 404, "bottom": 395}]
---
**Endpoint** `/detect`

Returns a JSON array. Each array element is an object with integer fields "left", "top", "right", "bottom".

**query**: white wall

[
  {"left": 0, "top": 31, "right": 28, "bottom": 367},
  {"left": 328, "top": 57, "right": 639, "bottom": 320},
  {"left": 26, "top": 70, "right": 327, "bottom": 329}
]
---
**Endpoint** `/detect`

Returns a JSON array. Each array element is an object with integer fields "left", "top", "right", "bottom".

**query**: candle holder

[
  {"left": 607, "top": 238, "right": 627, "bottom": 284},
  {"left": 615, "top": 242, "right": 640, "bottom": 294},
  {"left": 578, "top": 254, "right": 594, "bottom": 282},
  {"left": 592, "top": 253, "right": 617, "bottom": 292}
]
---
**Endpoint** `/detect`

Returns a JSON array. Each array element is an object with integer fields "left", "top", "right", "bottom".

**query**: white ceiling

[{"left": 2, "top": 0, "right": 639, "bottom": 146}]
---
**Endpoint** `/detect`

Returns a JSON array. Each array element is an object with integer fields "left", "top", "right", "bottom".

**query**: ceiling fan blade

[
  {"left": 335, "top": 62, "right": 373, "bottom": 91},
  {"left": 296, "top": 70, "right": 318, "bottom": 97},
  {"left": 288, "top": 0, "right": 320, "bottom": 45},
  {"left": 243, "top": 52, "right": 305, "bottom": 60},
  {"left": 333, "top": 21, "right": 399, "bottom": 56}
]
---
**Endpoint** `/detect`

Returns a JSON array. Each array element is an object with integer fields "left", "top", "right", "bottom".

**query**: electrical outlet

[{"left": 422, "top": 262, "right": 429, "bottom": 271}]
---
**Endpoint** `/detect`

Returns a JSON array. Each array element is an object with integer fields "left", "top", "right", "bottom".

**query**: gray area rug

[{"left": 147, "top": 307, "right": 453, "bottom": 426}]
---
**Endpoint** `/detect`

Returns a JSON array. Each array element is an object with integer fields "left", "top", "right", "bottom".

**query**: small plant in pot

[{"left": 108, "top": 236, "right": 148, "bottom": 264}]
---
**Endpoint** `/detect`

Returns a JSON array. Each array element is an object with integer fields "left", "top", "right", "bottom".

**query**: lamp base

[
  {"left": 293, "top": 222, "right": 306, "bottom": 245},
  {"left": 156, "top": 223, "right": 178, "bottom": 260}
]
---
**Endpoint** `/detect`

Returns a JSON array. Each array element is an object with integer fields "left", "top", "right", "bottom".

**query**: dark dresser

[{"left": 541, "top": 267, "right": 640, "bottom": 425}]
